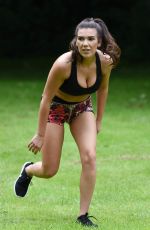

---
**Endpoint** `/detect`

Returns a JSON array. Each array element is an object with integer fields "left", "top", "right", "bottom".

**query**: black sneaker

[
  {"left": 77, "top": 213, "right": 98, "bottom": 228},
  {"left": 14, "top": 162, "right": 33, "bottom": 197}
]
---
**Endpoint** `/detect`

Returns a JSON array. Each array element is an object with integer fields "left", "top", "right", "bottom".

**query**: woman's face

[{"left": 76, "top": 28, "right": 100, "bottom": 58}]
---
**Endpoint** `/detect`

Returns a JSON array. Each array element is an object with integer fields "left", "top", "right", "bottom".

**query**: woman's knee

[
  {"left": 42, "top": 164, "right": 59, "bottom": 178},
  {"left": 81, "top": 149, "right": 96, "bottom": 168}
]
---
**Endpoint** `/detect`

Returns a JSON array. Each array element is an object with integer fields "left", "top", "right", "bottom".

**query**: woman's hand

[
  {"left": 28, "top": 134, "right": 44, "bottom": 154},
  {"left": 96, "top": 120, "right": 102, "bottom": 134}
]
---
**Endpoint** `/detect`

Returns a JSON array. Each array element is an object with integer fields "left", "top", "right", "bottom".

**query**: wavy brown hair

[{"left": 70, "top": 18, "right": 121, "bottom": 68}]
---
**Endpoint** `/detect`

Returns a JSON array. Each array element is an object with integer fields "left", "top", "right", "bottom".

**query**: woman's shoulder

[
  {"left": 55, "top": 51, "right": 72, "bottom": 66},
  {"left": 96, "top": 50, "right": 112, "bottom": 65},
  {"left": 96, "top": 50, "right": 113, "bottom": 76},
  {"left": 97, "top": 50, "right": 113, "bottom": 71},
  {"left": 52, "top": 51, "right": 72, "bottom": 78}
]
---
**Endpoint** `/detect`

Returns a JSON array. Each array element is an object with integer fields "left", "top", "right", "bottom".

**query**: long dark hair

[{"left": 70, "top": 18, "right": 121, "bottom": 68}]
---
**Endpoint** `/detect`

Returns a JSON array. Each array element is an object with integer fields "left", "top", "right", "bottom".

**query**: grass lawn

[{"left": 0, "top": 63, "right": 150, "bottom": 229}]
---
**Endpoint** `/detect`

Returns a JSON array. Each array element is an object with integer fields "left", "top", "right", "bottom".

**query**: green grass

[{"left": 0, "top": 65, "right": 150, "bottom": 229}]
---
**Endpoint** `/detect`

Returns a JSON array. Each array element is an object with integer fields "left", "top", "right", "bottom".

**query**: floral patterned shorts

[{"left": 48, "top": 96, "right": 94, "bottom": 125}]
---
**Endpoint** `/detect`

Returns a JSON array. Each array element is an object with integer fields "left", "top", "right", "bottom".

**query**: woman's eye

[
  {"left": 78, "top": 37, "right": 84, "bottom": 41},
  {"left": 77, "top": 37, "right": 96, "bottom": 42},
  {"left": 88, "top": 37, "right": 95, "bottom": 41}
]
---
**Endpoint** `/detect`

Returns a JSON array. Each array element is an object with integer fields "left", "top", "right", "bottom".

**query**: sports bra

[{"left": 59, "top": 52, "right": 102, "bottom": 96}]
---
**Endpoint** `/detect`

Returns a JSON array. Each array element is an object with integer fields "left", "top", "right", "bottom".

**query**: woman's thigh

[
  {"left": 41, "top": 123, "right": 64, "bottom": 170},
  {"left": 70, "top": 112, "right": 97, "bottom": 161}
]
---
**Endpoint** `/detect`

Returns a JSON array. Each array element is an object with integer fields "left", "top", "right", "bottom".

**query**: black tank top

[{"left": 59, "top": 52, "right": 102, "bottom": 96}]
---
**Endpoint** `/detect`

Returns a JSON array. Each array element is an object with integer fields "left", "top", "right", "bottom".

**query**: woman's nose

[{"left": 83, "top": 39, "right": 88, "bottom": 46}]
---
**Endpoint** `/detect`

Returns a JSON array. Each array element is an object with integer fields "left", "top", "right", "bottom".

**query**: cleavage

[{"left": 77, "top": 64, "right": 97, "bottom": 88}]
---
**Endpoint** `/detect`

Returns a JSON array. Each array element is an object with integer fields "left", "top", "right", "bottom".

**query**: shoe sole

[{"left": 14, "top": 161, "right": 32, "bottom": 197}]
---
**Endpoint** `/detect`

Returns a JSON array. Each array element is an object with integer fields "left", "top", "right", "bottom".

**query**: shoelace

[
  {"left": 86, "top": 213, "right": 97, "bottom": 220},
  {"left": 85, "top": 213, "right": 98, "bottom": 222}
]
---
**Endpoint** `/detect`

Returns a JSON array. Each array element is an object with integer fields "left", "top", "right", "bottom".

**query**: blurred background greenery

[
  {"left": 0, "top": 2, "right": 150, "bottom": 229},
  {"left": 0, "top": 0, "right": 150, "bottom": 68}
]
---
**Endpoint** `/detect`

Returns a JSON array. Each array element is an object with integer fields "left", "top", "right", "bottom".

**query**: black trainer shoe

[
  {"left": 14, "top": 162, "right": 33, "bottom": 197},
  {"left": 77, "top": 213, "right": 98, "bottom": 228}
]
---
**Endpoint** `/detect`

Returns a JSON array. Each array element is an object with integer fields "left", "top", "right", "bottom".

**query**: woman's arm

[
  {"left": 96, "top": 55, "right": 113, "bottom": 133},
  {"left": 28, "top": 57, "right": 69, "bottom": 154},
  {"left": 37, "top": 60, "right": 66, "bottom": 137}
]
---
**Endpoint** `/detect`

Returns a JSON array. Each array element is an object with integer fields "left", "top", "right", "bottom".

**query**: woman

[{"left": 14, "top": 18, "right": 121, "bottom": 227}]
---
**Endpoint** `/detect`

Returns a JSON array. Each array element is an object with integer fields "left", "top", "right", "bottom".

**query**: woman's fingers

[
  {"left": 28, "top": 142, "right": 39, "bottom": 154},
  {"left": 28, "top": 134, "right": 44, "bottom": 154}
]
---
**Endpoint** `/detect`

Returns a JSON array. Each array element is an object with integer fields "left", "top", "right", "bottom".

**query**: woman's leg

[
  {"left": 70, "top": 112, "right": 97, "bottom": 216},
  {"left": 26, "top": 122, "right": 64, "bottom": 178}
]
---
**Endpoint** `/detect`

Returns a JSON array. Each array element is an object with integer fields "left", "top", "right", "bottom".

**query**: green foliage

[
  {"left": 0, "top": 66, "right": 150, "bottom": 229},
  {"left": 0, "top": 0, "right": 149, "bottom": 62}
]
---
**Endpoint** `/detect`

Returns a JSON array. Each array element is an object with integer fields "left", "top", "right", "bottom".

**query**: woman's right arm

[{"left": 28, "top": 57, "right": 68, "bottom": 154}]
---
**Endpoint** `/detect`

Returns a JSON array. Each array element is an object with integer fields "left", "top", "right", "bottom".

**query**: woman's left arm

[{"left": 96, "top": 57, "right": 113, "bottom": 133}]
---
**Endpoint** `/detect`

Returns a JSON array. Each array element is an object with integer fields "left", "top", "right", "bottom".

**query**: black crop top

[{"left": 59, "top": 52, "right": 102, "bottom": 96}]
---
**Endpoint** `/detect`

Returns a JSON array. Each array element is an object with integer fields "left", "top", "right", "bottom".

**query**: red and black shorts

[{"left": 48, "top": 96, "right": 94, "bottom": 126}]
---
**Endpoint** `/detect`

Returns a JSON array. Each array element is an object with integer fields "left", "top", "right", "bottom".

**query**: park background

[
  {"left": 0, "top": 0, "right": 150, "bottom": 230},
  {"left": 0, "top": 0, "right": 150, "bottom": 63}
]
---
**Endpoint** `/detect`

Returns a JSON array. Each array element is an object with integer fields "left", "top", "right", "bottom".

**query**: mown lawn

[{"left": 0, "top": 63, "right": 150, "bottom": 229}]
